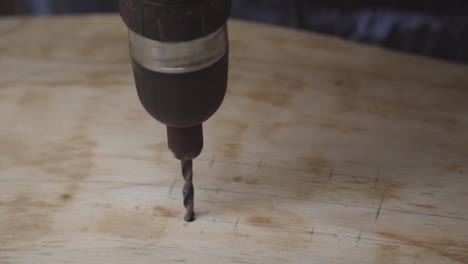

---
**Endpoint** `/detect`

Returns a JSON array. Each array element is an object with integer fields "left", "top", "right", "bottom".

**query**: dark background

[{"left": 1, "top": 0, "right": 467, "bottom": 63}]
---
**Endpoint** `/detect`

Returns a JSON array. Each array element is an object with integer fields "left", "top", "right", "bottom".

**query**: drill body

[
  {"left": 120, "top": 0, "right": 230, "bottom": 160},
  {"left": 120, "top": 0, "right": 231, "bottom": 221}
]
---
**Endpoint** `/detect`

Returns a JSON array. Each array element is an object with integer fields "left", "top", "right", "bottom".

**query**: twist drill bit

[{"left": 181, "top": 159, "right": 195, "bottom": 222}]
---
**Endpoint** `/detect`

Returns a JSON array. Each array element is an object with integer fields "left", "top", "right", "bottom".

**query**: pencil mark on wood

[
  {"left": 261, "top": 164, "right": 314, "bottom": 173},
  {"left": 257, "top": 157, "right": 263, "bottom": 171},
  {"left": 310, "top": 226, "right": 315, "bottom": 240},
  {"left": 308, "top": 230, "right": 423, "bottom": 248},
  {"left": 328, "top": 167, "right": 334, "bottom": 181},
  {"left": 3, "top": 179, "right": 468, "bottom": 221},
  {"left": 234, "top": 217, "right": 240, "bottom": 232},
  {"left": 356, "top": 231, "right": 362, "bottom": 248},
  {"left": 374, "top": 173, "right": 381, "bottom": 188},
  {"left": 333, "top": 233, "right": 341, "bottom": 242},
  {"left": 363, "top": 237, "right": 415, "bottom": 247},
  {"left": 168, "top": 180, "right": 177, "bottom": 197},
  {"left": 93, "top": 152, "right": 451, "bottom": 189},
  {"left": 375, "top": 189, "right": 387, "bottom": 221},
  {"left": 215, "top": 159, "right": 258, "bottom": 168},
  {"left": 334, "top": 172, "right": 375, "bottom": 181},
  {"left": 209, "top": 154, "right": 216, "bottom": 167},
  {"left": 384, "top": 209, "right": 468, "bottom": 221}
]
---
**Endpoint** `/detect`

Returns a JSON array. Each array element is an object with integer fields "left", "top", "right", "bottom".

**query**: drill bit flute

[
  {"left": 120, "top": 0, "right": 231, "bottom": 222},
  {"left": 181, "top": 159, "right": 195, "bottom": 222}
]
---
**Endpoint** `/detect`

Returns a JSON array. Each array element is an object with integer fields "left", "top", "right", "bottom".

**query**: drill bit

[{"left": 181, "top": 159, "right": 195, "bottom": 222}]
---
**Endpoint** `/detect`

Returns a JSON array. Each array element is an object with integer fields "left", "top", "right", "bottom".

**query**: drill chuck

[{"left": 128, "top": 25, "right": 228, "bottom": 74}]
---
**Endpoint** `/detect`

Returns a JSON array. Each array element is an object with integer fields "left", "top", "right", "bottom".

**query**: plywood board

[{"left": 1, "top": 15, "right": 468, "bottom": 264}]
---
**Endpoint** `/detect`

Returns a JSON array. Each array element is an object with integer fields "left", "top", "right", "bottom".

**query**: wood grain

[{"left": 1, "top": 14, "right": 468, "bottom": 264}]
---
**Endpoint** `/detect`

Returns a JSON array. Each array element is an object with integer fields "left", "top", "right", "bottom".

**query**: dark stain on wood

[
  {"left": 247, "top": 216, "right": 272, "bottom": 225},
  {"left": 409, "top": 203, "right": 437, "bottom": 210},
  {"left": 262, "top": 115, "right": 366, "bottom": 145},
  {"left": 13, "top": 69, "right": 128, "bottom": 90},
  {"left": 232, "top": 176, "right": 243, "bottom": 182},
  {"left": 381, "top": 181, "right": 404, "bottom": 201},
  {"left": 333, "top": 76, "right": 468, "bottom": 132},
  {"left": 0, "top": 133, "right": 96, "bottom": 190},
  {"left": 97, "top": 208, "right": 168, "bottom": 240},
  {"left": 59, "top": 193, "right": 72, "bottom": 201},
  {"left": 18, "top": 88, "right": 51, "bottom": 109},
  {"left": 435, "top": 163, "right": 466, "bottom": 174},
  {"left": 378, "top": 231, "right": 468, "bottom": 263},
  {"left": 240, "top": 205, "right": 310, "bottom": 250},
  {"left": 0, "top": 84, "right": 103, "bottom": 248},
  {"left": 42, "top": 134, "right": 97, "bottom": 181},
  {"left": 215, "top": 119, "right": 249, "bottom": 152},
  {"left": 316, "top": 120, "right": 366, "bottom": 132},
  {"left": 220, "top": 142, "right": 243, "bottom": 159},
  {"left": 262, "top": 122, "right": 289, "bottom": 141},
  {"left": 334, "top": 77, "right": 361, "bottom": 114},
  {"left": 245, "top": 177, "right": 260, "bottom": 185},
  {"left": 376, "top": 244, "right": 400, "bottom": 264},
  {"left": 0, "top": 192, "right": 56, "bottom": 247},
  {"left": 334, "top": 79, "right": 344, "bottom": 87},
  {"left": 304, "top": 156, "right": 331, "bottom": 174},
  {"left": 232, "top": 72, "right": 305, "bottom": 108},
  {"left": 153, "top": 206, "right": 178, "bottom": 218}
]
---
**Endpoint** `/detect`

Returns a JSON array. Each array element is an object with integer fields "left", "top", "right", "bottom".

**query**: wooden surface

[{"left": 1, "top": 14, "right": 468, "bottom": 264}]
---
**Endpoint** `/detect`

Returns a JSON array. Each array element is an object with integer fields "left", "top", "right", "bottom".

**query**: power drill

[{"left": 120, "top": 0, "right": 231, "bottom": 222}]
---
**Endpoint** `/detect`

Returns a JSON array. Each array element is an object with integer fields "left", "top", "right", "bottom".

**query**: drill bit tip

[
  {"left": 184, "top": 211, "right": 196, "bottom": 222},
  {"left": 181, "top": 159, "right": 196, "bottom": 222}
]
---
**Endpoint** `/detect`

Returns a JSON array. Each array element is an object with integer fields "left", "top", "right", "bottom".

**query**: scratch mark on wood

[{"left": 375, "top": 189, "right": 387, "bottom": 221}]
